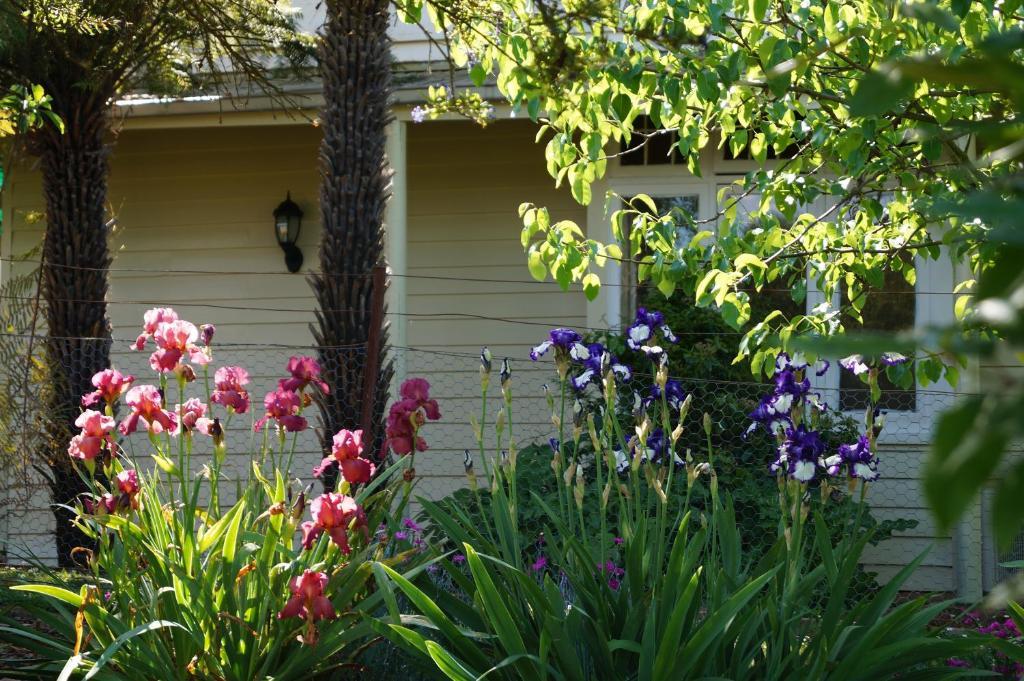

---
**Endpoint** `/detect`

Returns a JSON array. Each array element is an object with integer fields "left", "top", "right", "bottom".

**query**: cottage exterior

[{"left": 0, "top": 2, "right": 1008, "bottom": 597}]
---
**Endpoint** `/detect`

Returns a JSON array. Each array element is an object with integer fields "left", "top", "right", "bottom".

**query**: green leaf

[
  {"left": 925, "top": 396, "right": 1008, "bottom": 532},
  {"left": 528, "top": 251, "right": 548, "bottom": 281},
  {"left": 197, "top": 501, "right": 242, "bottom": 553},
  {"left": 571, "top": 173, "right": 592, "bottom": 205},
  {"left": 900, "top": 2, "right": 958, "bottom": 31},
  {"left": 425, "top": 640, "right": 478, "bottom": 681},
  {"left": 748, "top": 0, "right": 769, "bottom": 21},
  {"left": 849, "top": 67, "right": 913, "bottom": 116},
  {"left": 221, "top": 499, "right": 246, "bottom": 562},
  {"left": 583, "top": 272, "right": 601, "bottom": 301},
  {"left": 151, "top": 453, "right": 179, "bottom": 476},
  {"left": 993, "top": 460, "right": 1024, "bottom": 550},
  {"left": 734, "top": 253, "right": 766, "bottom": 271},
  {"left": 10, "top": 584, "right": 83, "bottom": 607},
  {"left": 463, "top": 544, "right": 528, "bottom": 658},
  {"left": 84, "top": 621, "right": 191, "bottom": 680}
]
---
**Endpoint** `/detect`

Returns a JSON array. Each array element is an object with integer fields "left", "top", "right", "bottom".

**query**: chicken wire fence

[{"left": 0, "top": 330, "right": 968, "bottom": 596}]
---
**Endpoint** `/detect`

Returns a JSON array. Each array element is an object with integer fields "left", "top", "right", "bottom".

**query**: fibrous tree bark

[
  {"left": 31, "top": 90, "right": 113, "bottom": 567},
  {"left": 312, "top": 0, "right": 395, "bottom": 463}
]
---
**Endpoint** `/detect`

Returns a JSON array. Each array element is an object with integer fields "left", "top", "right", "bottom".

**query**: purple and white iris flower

[
  {"left": 881, "top": 352, "right": 908, "bottom": 366},
  {"left": 746, "top": 395, "right": 792, "bottom": 437},
  {"left": 569, "top": 342, "right": 632, "bottom": 391},
  {"left": 645, "top": 379, "right": 687, "bottom": 412},
  {"left": 626, "top": 307, "right": 678, "bottom": 351},
  {"left": 839, "top": 351, "right": 907, "bottom": 375},
  {"left": 838, "top": 354, "right": 870, "bottom": 375},
  {"left": 772, "top": 424, "right": 826, "bottom": 482},
  {"left": 531, "top": 328, "right": 589, "bottom": 362},
  {"left": 822, "top": 434, "right": 880, "bottom": 481},
  {"left": 776, "top": 352, "right": 829, "bottom": 377}
]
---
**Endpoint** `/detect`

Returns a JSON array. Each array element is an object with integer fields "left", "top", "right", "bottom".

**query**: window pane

[
  {"left": 839, "top": 267, "right": 916, "bottom": 411},
  {"left": 624, "top": 194, "right": 700, "bottom": 320},
  {"left": 717, "top": 189, "right": 804, "bottom": 321},
  {"left": 646, "top": 130, "right": 676, "bottom": 165},
  {"left": 618, "top": 115, "right": 680, "bottom": 166}
]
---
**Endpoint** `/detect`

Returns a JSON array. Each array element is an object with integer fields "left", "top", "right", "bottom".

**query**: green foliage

[
  {"left": 832, "top": 22, "right": 1024, "bottom": 559},
  {"left": 374, "top": 355, "right": 1001, "bottom": 679},
  {"left": 397, "top": 0, "right": 1024, "bottom": 589},
  {"left": 0, "top": 456, "right": 416, "bottom": 681},
  {"left": 399, "top": 0, "right": 1010, "bottom": 387},
  {"left": 0, "top": 1, "right": 313, "bottom": 107}
]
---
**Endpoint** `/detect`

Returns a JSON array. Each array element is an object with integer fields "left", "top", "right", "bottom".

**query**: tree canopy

[{"left": 399, "top": 0, "right": 1024, "bottom": 548}]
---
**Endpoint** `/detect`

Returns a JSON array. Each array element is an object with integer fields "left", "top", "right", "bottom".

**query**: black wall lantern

[{"left": 274, "top": 191, "right": 304, "bottom": 273}]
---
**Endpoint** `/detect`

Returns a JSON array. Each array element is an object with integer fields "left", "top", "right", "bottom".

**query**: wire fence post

[{"left": 361, "top": 264, "right": 387, "bottom": 445}]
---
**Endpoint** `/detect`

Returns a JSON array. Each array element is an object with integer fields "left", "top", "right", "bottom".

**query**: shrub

[
  {"left": 373, "top": 315, "right": 1009, "bottom": 680},
  {"left": 0, "top": 309, "right": 429, "bottom": 680}
]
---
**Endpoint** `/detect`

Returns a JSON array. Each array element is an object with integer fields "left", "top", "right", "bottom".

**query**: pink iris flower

[
  {"left": 67, "top": 410, "right": 116, "bottom": 460},
  {"left": 300, "top": 493, "right": 368, "bottom": 553},
  {"left": 81, "top": 369, "right": 135, "bottom": 408},
  {"left": 115, "top": 469, "right": 140, "bottom": 496},
  {"left": 279, "top": 355, "right": 329, "bottom": 394},
  {"left": 331, "top": 429, "right": 363, "bottom": 460},
  {"left": 176, "top": 398, "right": 214, "bottom": 435},
  {"left": 313, "top": 428, "right": 376, "bottom": 484},
  {"left": 150, "top": 320, "right": 210, "bottom": 373},
  {"left": 132, "top": 307, "right": 179, "bottom": 351},
  {"left": 84, "top": 493, "right": 121, "bottom": 516},
  {"left": 384, "top": 379, "right": 440, "bottom": 456},
  {"left": 339, "top": 457, "right": 375, "bottom": 484},
  {"left": 210, "top": 366, "right": 251, "bottom": 414},
  {"left": 253, "top": 388, "right": 307, "bottom": 433},
  {"left": 278, "top": 569, "right": 336, "bottom": 621},
  {"left": 119, "top": 385, "right": 178, "bottom": 435},
  {"left": 399, "top": 378, "right": 440, "bottom": 417}
]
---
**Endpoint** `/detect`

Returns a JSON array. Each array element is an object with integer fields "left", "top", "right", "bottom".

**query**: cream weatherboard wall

[{"left": 0, "top": 119, "right": 584, "bottom": 561}]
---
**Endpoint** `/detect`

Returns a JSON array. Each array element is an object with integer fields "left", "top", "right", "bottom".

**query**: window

[
  {"left": 621, "top": 193, "right": 700, "bottom": 318},
  {"left": 838, "top": 266, "right": 917, "bottom": 411},
  {"left": 721, "top": 139, "right": 800, "bottom": 161},
  {"left": 717, "top": 187, "right": 804, "bottom": 322},
  {"left": 620, "top": 116, "right": 685, "bottom": 166}
]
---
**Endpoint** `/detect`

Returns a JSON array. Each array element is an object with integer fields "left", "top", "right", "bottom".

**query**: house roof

[{"left": 113, "top": 62, "right": 498, "bottom": 123}]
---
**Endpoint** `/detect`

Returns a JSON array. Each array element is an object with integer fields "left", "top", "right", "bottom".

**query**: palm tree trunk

[
  {"left": 34, "top": 99, "right": 112, "bottom": 567},
  {"left": 312, "top": 0, "right": 394, "bottom": 463}
]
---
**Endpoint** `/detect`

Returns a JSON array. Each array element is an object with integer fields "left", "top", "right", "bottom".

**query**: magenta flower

[
  {"left": 199, "top": 323, "right": 215, "bottom": 347},
  {"left": 253, "top": 388, "right": 307, "bottom": 433},
  {"left": 531, "top": 556, "right": 548, "bottom": 572},
  {"left": 67, "top": 410, "right": 116, "bottom": 461},
  {"left": 339, "top": 457, "right": 375, "bottom": 484},
  {"left": 278, "top": 569, "right": 336, "bottom": 646},
  {"left": 115, "top": 469, "right": 140, "bottom": 496},
  {"left": 279, "top": 570, "right": 336, "bottom": 622},
  {"left": 176, "top": 398, "right": 214, "bottom": 435},
  {"left": 279, "top": 355, "right": 329, "bottom": 394},
  {"left": 81, "top": 369, "right": 134, "bottom": 408},
  {"left": 384, "top": 378, "right": 441, "bottom": 455},
  {"left": 300, "top": 493, "right": 368, "bottom": 553},
  {"left": 331, "top": 429, "right": 364, "bottom": 460},
  {"left": 119, "top": 385, "right": 178, "bottom": 435},
  {"left": 210, "top": 366, "right": 251, "bottom": 414},
  {"left": 83, "top": 493, "right": 121, "bottom": 516}
]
